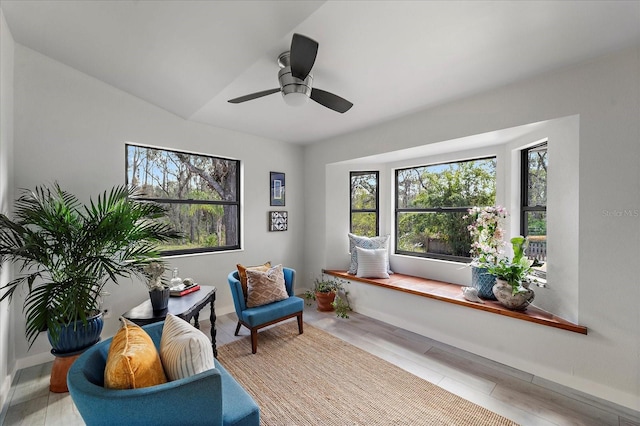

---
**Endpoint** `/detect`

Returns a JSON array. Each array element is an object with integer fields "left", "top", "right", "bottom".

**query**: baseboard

[
  {"left": 532, "top": 376, "right": 640, "bottom": 422},
  {"left": 15, "top": 350, "right": 54, "bottom": 371}
]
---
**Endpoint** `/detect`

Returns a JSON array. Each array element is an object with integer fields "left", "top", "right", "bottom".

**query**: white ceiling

[{"left": 2, "top": 1, "right": 639, "bottom": 144}]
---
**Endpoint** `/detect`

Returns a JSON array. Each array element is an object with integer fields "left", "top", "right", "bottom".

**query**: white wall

[
  {"left": 304, "top": 46, "right": 640, "bottom": 411},
  {"left": 0, "top": 7, "right": 16, "bottom": 410},
  {"left": 11, "top": 45, "right": 305, "bottom": 367}
]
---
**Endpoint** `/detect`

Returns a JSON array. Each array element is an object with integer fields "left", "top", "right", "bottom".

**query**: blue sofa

[{"left": 67, "top": 321, "right": 259, "bottom": 426}]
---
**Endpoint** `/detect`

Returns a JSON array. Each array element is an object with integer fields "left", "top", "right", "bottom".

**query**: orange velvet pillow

[
  {"left": 236, "top": 261, "right": 271, "bottom": 299},
  {"left": 104, "top": 318, "right": 167, "bottom": 389}
]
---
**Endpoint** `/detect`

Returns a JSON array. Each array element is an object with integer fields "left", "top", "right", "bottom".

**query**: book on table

[{"left": 170, "top": 284, "right": 200, "bottom": 297}]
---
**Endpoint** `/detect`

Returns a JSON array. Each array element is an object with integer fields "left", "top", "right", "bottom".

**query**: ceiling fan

[{"left": 228, "top": 33, "right": 353, "bottom": 113}]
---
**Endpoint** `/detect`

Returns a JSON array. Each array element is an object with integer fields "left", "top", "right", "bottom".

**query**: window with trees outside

[
  {"left": 350, "top": 171, "right": 379, "bottom": 237},
  {"left": 126, "top": 144, "right": 240, "bottom": 255},
  {"left": 521, "top": 142, "right": 547, "bottom": 277},
  {"left": 396, "top": 157, "right": 496, "bottom": 262}
]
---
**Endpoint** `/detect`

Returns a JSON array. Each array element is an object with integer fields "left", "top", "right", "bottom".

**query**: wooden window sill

[{"left": 323, "top": 270, "right": 587, "bottom": 335}]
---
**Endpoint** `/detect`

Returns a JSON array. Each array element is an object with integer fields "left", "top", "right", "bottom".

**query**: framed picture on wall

[
  {"left": 269, "top": 211, "right": 288, "bottom": 231},
  {"left": 270, "top": 172, "right": 285, "bottom": 206}
]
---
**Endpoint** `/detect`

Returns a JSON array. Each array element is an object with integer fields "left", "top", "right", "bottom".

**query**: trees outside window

[
  {"left": 350, "top": 171, "right": 379, "bottom": 237},
  {"left": 521, "top": 143, "right": 547, "bottom": 266},
  {"left": 395, "top": 157, "right": 496, "bottom": 261},
  {"left": 126, "top": 144, "right": 240, "bottom": 255}
]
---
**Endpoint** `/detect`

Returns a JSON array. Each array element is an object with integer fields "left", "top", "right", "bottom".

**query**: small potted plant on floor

[
  {"left": 304, "top": 275, "right": 351, "bottom": 318},
  {"left": 486, "top": 236, "right": 535, "bottom": 310}
]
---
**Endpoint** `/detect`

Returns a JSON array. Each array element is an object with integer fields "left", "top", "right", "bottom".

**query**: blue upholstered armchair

[
  {"left": 228, "top": 267, "right": 304, "bottom": 354},
  {"left": 67, "top": 321, "right": 259, "bottom": 426}
]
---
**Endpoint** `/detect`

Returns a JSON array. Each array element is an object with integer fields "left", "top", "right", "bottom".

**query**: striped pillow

[
  {"left": 355, "top": 247, "right": 390, "bottom": 279},
  {"left": 160, "top": 314, "right": 215, "bottom": 381},
  {"left": 348, "top": 233, "right": 392, "bottom": 275}
]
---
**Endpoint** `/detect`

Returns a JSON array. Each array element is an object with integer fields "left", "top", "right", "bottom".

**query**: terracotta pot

[
  {"left": 315, "top": 291, "right": 336, "bottom": 312},
  {"left": 492, "top": 278, "right": 535, "bottom": 311}
]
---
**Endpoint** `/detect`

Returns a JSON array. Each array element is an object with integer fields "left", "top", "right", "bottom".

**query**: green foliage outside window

[
  {"left": 522, "top": 143, "right": 547, "bottom": 265},
  {"left": 350, "top": 171, "right": 378, "bottom": 237},
  {"left": 126, "top": 144, "right": 240, "bottom": 255},
  {"left": 396, "top": 158, "right": 496, "bottom": 260}
]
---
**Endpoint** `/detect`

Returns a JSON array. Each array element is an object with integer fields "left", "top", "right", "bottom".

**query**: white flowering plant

[{"left": 466, "top": 205, "right": 508, "bottom": 267}]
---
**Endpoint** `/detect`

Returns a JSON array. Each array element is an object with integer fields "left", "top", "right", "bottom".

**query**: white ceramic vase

[{"left": 492, "top": 278, "right": 535, "bottom": 311}]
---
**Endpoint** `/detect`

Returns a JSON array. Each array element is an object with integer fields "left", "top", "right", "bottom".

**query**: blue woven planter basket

[{"left": 471, "top": 266, "right": 497, "bottom": 300}]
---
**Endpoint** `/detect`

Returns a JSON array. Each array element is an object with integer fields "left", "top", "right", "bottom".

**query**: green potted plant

[
  {"left": 304, "top": 275, "right": 351, "bottom": 318},
  {"left": 0, "top": 183, "right": 178, "bottom": 352},
  {"left": 486, "top": 236, "right": 535, "bottom": 310}
]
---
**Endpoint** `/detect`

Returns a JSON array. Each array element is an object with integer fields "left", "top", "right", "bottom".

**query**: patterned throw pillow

[
  {"left": 348, "top": 233, "right": 392, "bottom": 275},
  {"left": 104, "top": 318, "right": 167, "bottom": 389},
  {"left": 246, "top": 264, "right": 289, "bottom": 308},
  {"left": 237, "top": 261, "right": 272, "bottom": 300},
  {"left": 160, "top": 314, "right": 215, "bottom": 381},
  {"left": 355, "top": 247, "right": 390, "bottom": 279}
]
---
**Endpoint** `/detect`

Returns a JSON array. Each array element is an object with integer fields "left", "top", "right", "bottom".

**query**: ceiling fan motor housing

[{"left": 278, "top": 51, "right": 312, "bottom": 98}]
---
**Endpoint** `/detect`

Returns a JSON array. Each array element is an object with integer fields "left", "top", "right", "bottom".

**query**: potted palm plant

[{"left": 0, "top": 183, "right": 178, "bottom": 353}]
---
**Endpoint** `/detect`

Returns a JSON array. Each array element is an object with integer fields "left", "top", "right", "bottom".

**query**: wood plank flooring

[{"left": 1, "top": 305, "right": 638, "bottom": 425}]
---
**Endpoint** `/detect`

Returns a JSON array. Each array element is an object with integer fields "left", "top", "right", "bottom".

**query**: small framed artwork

[
  {"left": 270, "top": 172, "right": 285, "bottom": 206},
  {"left": 269, "top": 211, "right": 288, "bottom": 231}
]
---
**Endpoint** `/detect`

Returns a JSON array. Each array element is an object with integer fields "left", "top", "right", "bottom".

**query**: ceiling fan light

[
  {"left": 279, "top": 65, "right": 312, "bottom": 107},
  {"left": 282, "top": 91, "right": 309, "bottom": 107}
]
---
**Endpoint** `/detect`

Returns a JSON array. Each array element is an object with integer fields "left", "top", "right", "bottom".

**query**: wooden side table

[{"left": 122, "top": 286, "right": 217, "bottom": 357}]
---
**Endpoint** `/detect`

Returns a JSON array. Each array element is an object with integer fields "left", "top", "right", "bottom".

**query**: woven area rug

[{"left": 217, "top": 322, "right": 518, "bottom": 426}]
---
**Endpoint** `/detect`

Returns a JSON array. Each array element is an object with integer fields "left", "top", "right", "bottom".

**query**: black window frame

[
  {"left": 520, "top": 142, "right": 547, "bottom": 264},
  {"left": 349, "top": 171, "right": 379, "bottom": 237},
  {"left": 394, "top": 156, "right": 496, "bottom": 263},
  {"left": 125, "top": 143, "right": 241, "bottom": 256}
]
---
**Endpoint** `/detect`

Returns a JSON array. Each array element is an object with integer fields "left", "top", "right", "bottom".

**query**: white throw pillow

[
  {"left": 355, "top": 247, "right": 391, "bottom": 279},
  {"left": 160, "top": 314, "right": 215, "bottom": 381},
  {"left": 348, "top": 233, "right": 392, "bottom": 275}
]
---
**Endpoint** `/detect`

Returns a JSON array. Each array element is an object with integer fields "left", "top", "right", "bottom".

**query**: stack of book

[{"left": 170, "top": 283, "right": 200, "bottom": 297}]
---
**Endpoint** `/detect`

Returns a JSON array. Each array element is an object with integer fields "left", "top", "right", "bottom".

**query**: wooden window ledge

[{"left": 323, "top": 270, "right": 587, "bottom": 335}]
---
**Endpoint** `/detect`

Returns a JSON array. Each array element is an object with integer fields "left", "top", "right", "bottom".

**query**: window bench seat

[{"left": 323, "top": 270, "right": 587, "bottom": 335}]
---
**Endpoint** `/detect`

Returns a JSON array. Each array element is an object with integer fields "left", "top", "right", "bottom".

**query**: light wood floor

[{"left": 1, "top": 305, "right": 639, "bottom": 425}]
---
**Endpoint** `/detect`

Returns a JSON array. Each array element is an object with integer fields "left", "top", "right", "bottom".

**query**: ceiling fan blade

[
  {"left": 290, "top": 33, "right": 318, "bottom": 80},
  {"left": 310, "top": 88, "right": 353, "bottom": 113},
  {"left": 228, "top": 88, "right": 280, "bottom": 104}
]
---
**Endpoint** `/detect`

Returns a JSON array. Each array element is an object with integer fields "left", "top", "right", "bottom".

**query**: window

[
  {"left": 350, "top": 171, "right": 379, "bottom": 237},
  {"left": 395, "top": 157, "right": 496, "bottom": 261},
  {"left": 521, "top": 142, "right": 547, "bottom": 270},
  {"left": 126, "top": 144, "right": 240, "bottom": 255}
]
